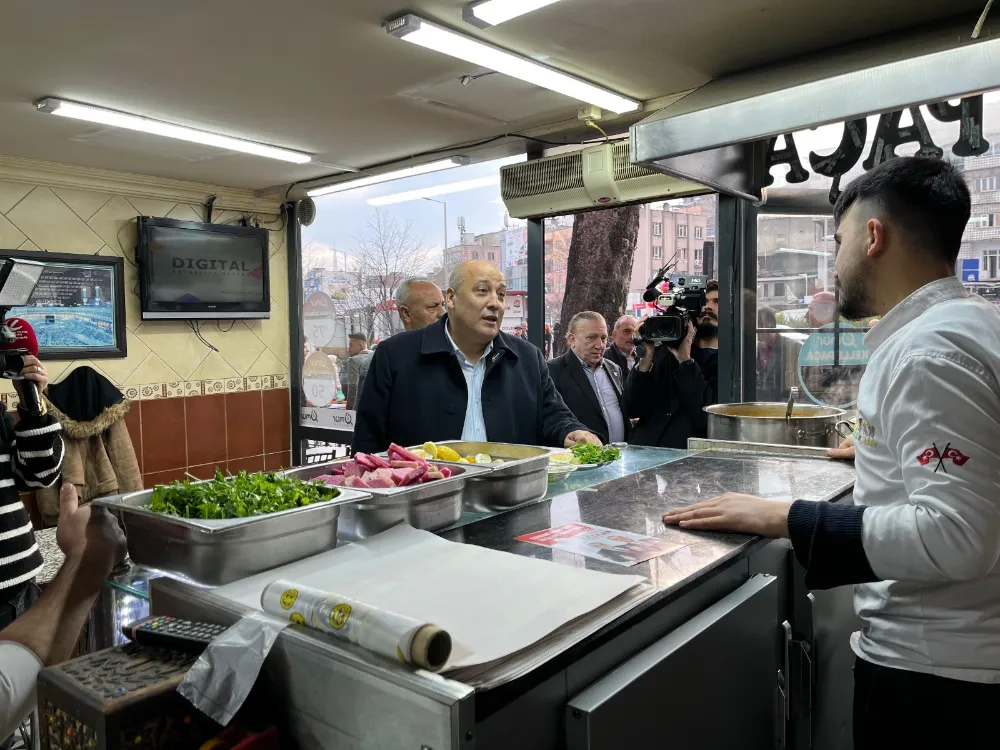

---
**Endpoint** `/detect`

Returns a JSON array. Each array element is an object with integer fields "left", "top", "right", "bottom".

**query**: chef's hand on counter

[
  {"left": 56, "top": 483, "right": 127, "bottom": 587},
  {"left": 827, "top": 435, "right": 855, "bottom": 461},
  {"left": 662, "top": 493, "right": 791, "bottom": 538},
  {"left": 564, "top": 430, "right": 603, "bottom": 448}
]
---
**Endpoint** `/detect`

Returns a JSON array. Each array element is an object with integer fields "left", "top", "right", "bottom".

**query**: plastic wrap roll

[{"left": 261, "top": 579, "right": 452, "bottom": 671}]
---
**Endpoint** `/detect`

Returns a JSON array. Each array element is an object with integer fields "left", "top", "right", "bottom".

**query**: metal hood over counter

[{"left": 630, "top": 15, "right": 1000, "bottom": 201}]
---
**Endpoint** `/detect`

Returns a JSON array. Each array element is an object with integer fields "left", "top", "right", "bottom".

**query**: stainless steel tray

[
  {"left": 420, "top": 441, "right": 557, "bottom": 511},
  {"left": 93, "top": 484, "right": 368, "bottom": 587},
  {"left": 283, "top": 459, "right": 490, "bottom": 541}
]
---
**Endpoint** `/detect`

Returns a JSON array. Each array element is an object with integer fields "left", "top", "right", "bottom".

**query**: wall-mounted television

[{"left": 136, "top": 216, "right": 271, "bottom": 320}]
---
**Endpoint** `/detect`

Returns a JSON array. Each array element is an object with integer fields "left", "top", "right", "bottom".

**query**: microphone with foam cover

[{"left": 0, "top": 317, "right": 42, "bottom": 415}]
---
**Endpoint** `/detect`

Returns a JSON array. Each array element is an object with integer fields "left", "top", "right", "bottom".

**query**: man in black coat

[
  {"left": 624, "top": 320, "right": 718, "bottom": 449},
  {"left": 548, "top": 312, "right": 629, "bottom": 445},
  {"left": 604, "top": 314, "right": 638, "bottom": 374},
  {"left": 353, "top": 261, "right": 600, "bottom": 453}
]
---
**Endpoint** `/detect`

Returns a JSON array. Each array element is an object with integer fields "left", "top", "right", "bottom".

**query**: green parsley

[
  {"left": 571, "top": 444, "right": 622, "bottom": 465},
  {"left": 148, "top": 469, "right": 338, "bottom": 520}
]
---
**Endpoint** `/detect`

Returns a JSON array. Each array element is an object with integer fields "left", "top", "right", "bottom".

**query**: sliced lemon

[
  {"left": 549, "top": 452, "right": 574, "bottom": 464},
  {"left": 436, "top": 445, "right": 462, "bottom": 462},
  {"left": 410, "top": 448, "right": 430, "bottom": 459},
  {"left": 422, "top": 441, "right": 438, "bottom": 459},
  {"left": 474, "top": 453, "right": 492, "bottom": 464}
]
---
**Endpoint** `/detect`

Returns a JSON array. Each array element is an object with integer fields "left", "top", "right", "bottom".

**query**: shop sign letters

[{"left": 764, "top": 95, "right": 991, "bottom": 204}]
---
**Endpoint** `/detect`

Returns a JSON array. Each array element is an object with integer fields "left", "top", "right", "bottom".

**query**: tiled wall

[
  {"left": 0, "top": 172, "right": 290, "bottom": 401},
  {"left": 124, "top": 388, "right": 292, "bottom": 487}
]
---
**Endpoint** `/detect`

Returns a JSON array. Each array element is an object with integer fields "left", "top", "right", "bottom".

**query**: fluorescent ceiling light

[
  {"left": 307, "top": 157, "right": 469, "bottom": 197},
  {"left": 463, "top": 0, "right": 564, "bottom": 28},
  {"left": 367, "top": 176, "right": 501, "bottom": 206},
  {"left": 385, "top": 15, "right": 639, "bottom": 115},
  {"left": 36, "top": 98, "right": 311, "bottom": 164}
]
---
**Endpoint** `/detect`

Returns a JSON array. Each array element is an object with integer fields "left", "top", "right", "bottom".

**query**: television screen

[
  {"left": 137, "top": 217, "right": 270, "bottom": 320},
  {"left": 0, "top": 251, "right": 127, "bottom": 359}
]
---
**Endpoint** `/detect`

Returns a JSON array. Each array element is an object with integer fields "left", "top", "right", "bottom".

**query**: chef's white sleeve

[
  {"left": 0, "top": 640, "right": 42, "bottom": 739},
  {"left": 862, "top": 351, "right": 1000, "bottom": 582}
]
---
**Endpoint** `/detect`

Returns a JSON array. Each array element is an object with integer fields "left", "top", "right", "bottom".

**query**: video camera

[{"left": 633, "top": 262, "right": 708, "bottom": 349}]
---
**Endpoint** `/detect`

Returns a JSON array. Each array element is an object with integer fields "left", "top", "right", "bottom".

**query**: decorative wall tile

[
  {"left": 53, "top": 187, "right": 112, "bottom": 223},
  {"left": 273, "top": 374, "right": 288, "bottom": 389},
  {"left": 87, "top": 195, "right": 141, "bottom": 255},
  {"left": 246, "top": 375, "right": 263, "bottom": 391},
  {"left": 0, "top": 214, "right": 27, "bottom": 248},
  {"left": 6, "top": 187, "right": 104, "bottom": 253},
  {"left": 125, "top": 353, "right": 180, "bottom": 387},
  {"left": 225, "top": 377, "right": 245, "bottom": 393},
  {"left": 0, "top": 182, "right": 33, "bottom": 215},
  {"left": 184, "top": 381, "right": 203, "bottom": 397},
  {"left": 166, "top": 382, "right": 185, "bottom": 398},
  {"left": 204, "top": 379, "right": 227, "bottom": 395}
]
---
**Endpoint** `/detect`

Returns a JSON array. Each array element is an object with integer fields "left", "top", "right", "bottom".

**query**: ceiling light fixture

[
  {"left": 384, "top": 15, "right": 639, "bottom": 115},
  {"left": 36, "top": 98, "right": 312, "bottom": 164},
  {"left": 306, "top": 157, "right": 470, "bottom": 198},
  {"left": 463, "top": 0, "right": 564, "bottom": 28},
  {"left": 367, "top": 176, "right": 501, "bottom": 206}
]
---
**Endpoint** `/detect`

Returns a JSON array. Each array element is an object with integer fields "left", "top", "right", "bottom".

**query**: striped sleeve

[{"left": 11, "top": 411, "right": 63, "bottom": 491}]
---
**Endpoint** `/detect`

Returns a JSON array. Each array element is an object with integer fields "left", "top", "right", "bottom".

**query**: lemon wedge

[
  {"left": 549, "top": 452, "right": 574, "bottom": 464},
  {"left": 422, "top": 441, "right": 438, "bottom": 459},
  {"left": 436, "top": 445, "right": 462, "bottom": 462},
  {"left": 474, "top": 453, "right": 492, "bottom": 464}
]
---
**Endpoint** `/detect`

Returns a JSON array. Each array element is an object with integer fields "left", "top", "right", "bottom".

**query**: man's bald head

[{"left": 449, "top": 260, "right": 503, "bottom": 293}]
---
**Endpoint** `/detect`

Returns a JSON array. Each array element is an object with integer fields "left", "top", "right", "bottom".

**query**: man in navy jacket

[{"left": 353, "top": 261, "right": 599, "bottom": 453}]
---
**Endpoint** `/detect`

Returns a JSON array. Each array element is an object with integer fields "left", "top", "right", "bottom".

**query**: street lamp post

[{"left": 423, "top": 197, "right": 448, "bottom": 285}]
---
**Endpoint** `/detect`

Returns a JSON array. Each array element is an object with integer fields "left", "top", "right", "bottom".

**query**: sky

[{"left": 302, "top": 155, "right": 526, "bottom": 258}]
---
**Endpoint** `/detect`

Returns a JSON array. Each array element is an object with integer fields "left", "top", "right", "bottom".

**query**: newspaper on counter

[
  {"left": 515, "top": 523, "right": 685, "bottom": 567},
  {"left": 215, "top": 525, "right": 650, "bottom": 688},
  {"left": 261, "top": 579, "right": 452, "bottom": 671}
]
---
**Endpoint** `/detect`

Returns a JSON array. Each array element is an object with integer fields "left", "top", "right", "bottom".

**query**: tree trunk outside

[{"left": 554, "top": 206, "right": 640, "bottom": 357}]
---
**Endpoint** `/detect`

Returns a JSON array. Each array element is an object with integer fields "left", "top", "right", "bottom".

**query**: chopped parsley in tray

[
  {"left": 147, "top": 470, "right": 339, "bottom": 520},
  {"left": 570, "top": 444, "right": 622, "bottom": 465}
]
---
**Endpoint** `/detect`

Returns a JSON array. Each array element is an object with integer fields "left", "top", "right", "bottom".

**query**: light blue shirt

[
  {"left": 573, "top": 352, "right": 626, "bottom": 444},
  {"left": 445, "top": 323, "right": 493, "bottom": 441}
]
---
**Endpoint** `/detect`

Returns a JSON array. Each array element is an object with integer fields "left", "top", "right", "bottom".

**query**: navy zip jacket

[{"left": 352, "top": 315, "right": 586, "bottom": 453}]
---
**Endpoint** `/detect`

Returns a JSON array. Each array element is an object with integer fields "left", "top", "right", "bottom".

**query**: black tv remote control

[{"left": 122, "top": 616, "right": 229, "bottom": 654}]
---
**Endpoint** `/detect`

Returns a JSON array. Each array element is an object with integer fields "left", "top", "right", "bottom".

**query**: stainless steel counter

[{"left": 148, "top": 447, "right": 855, "bottom": 750}]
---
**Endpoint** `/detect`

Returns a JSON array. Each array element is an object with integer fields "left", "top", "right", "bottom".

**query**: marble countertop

[{"left": 442, "top": 450, "right": 856, "bottom": 594}]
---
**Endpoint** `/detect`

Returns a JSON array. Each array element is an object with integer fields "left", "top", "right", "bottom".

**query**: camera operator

[
  {"left": 624, "top": 317, "right": 718, "bottom": 449},
  {"left": 694, "top": 280, "right": 720, "bottom": 351}
]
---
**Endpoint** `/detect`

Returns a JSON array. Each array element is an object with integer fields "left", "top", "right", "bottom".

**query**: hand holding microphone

[{"left": 0, "top": 317, "right": 46, "bottom": 415}]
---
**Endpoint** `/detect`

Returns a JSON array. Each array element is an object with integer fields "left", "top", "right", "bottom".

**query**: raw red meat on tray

[{"left": 312, "top": 445, "right": 451, "bottom": 489}]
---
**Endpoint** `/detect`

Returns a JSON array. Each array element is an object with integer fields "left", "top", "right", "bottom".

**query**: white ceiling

[{"left": 0, "top": 0, "right": 988, "bottom": 192}]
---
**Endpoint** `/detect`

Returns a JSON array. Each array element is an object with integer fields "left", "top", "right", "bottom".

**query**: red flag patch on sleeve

[{"left": 917, "top": 443, "right": 968, "bottom": 473}]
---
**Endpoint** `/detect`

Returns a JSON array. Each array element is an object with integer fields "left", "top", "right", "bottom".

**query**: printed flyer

[{"left": 515, "top": 523, "right": 684, "bottom": 567}]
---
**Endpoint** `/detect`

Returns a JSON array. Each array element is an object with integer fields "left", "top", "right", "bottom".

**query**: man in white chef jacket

[{"left": 663, "top": 156, "right": 1000, "bottom": 748}]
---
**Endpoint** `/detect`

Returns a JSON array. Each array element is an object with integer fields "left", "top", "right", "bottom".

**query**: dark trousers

[{"left": 854, "top": 656, "right": 1000, "bottom": 749}]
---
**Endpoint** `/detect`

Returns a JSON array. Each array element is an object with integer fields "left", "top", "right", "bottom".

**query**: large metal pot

[{"left": 704, "top": 402, "right": 851, "bottom": 448}]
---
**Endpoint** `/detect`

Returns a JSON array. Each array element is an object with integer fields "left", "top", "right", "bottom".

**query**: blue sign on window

[{"left": 962, "top": 259, "right": 980, "bottom": 283}]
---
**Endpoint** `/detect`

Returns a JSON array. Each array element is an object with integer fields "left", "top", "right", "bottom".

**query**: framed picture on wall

[{"left": 0, "top": 250, "right": 127, "bottom": 359}]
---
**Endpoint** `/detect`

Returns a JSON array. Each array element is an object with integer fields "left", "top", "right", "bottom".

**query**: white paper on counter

[
  {"left": 214, "top": 525, "right": 645, "bottom": 674},
  {"left": 177, "top": 610, "right": 287, "bottom": 726}
]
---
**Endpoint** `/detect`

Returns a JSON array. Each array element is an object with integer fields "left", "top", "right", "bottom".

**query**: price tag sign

[
  {"left": 302, "top": 352, "right": 337, "bottom": 408},
  {"left": 303, "top": 292, "right": 337, "bottom": 348}
]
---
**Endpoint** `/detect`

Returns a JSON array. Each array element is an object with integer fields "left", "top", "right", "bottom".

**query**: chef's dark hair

[{"left": 833, "top": 156, "right": 971, "bottom": 266}]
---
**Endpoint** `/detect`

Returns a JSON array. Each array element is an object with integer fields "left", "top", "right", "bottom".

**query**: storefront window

[
  {"left": 296, "top": 155, "right": 523, "bottom": 450},
  {"left": 751, "top": 89, "right": 1000, "bottom": 409},
  {"left": 544, "top": 195, "right": 717, "bottom": 358}
]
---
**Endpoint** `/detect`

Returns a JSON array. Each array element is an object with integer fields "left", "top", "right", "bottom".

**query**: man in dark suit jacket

[
  {"left": 353, "top": 261, "right": 600, "bottom": 454},
  {"left": 548, "top": 312, "right": 629, "bottom": 445}
]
